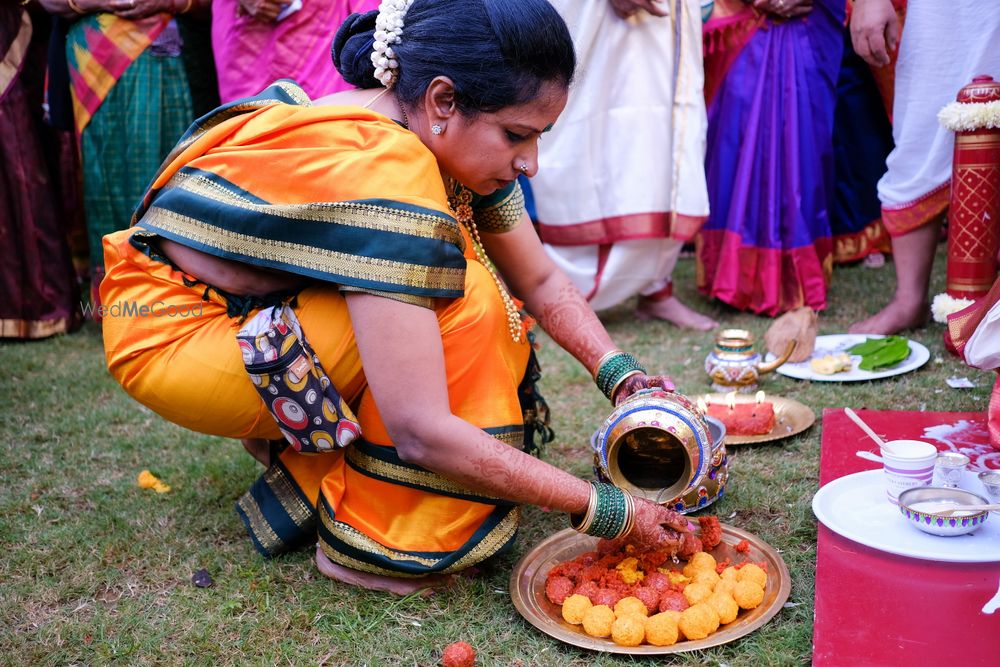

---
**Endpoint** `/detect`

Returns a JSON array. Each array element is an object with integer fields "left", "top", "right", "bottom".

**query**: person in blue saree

[{"left": 698, "top": 0, "right": 844, "bottom": 316}]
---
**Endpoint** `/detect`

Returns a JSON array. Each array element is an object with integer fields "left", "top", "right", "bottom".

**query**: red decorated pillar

[{"left": 943, "top": 75, "right": 1000, "bottom": 300}]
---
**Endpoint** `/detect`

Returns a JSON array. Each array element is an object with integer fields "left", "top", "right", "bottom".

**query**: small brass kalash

[
  {"left": 591, "top": 388, "right": 728, "bottom": 513},
  {"left": 704, "top": 328, "right": 795, "bottom": 393}
]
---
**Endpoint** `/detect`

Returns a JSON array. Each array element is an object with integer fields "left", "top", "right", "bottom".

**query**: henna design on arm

[
  {"left": 455, "top": 431, "right": 591, "bottom": 514},
  {"left": 537, "top": 283, "right": 611, "bottom": 369}
]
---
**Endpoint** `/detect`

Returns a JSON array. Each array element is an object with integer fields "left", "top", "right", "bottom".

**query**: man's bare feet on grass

[
  {"left": 315, "top": 545, "right": 456, "bottom": 596},
  {"left": 636, "top": 295, "right": 719, "bottom": 331},
  {"left": 848, "top": 297, "right": 929, "bottom": 335}
]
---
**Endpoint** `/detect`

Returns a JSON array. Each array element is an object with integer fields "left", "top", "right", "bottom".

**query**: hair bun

[{"left": 331, "top": 10, "right": 380, "bottom": 89}]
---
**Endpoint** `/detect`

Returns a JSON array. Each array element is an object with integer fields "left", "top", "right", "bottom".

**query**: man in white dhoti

[
  {"left": 529, "top": 0, "right": 717, "bottom": 330},
  {"left": 849, "top": 0, "right": 1000, "bottom": 334}
]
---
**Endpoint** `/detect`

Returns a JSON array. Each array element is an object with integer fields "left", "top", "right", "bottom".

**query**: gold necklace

[{"left": 447, "top": 182, "right": 523, "bottom": 343}]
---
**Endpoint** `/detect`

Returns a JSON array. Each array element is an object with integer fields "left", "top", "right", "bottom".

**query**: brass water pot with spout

[{"left": 704, "top": 328, "right": 795, "bottom": 393}]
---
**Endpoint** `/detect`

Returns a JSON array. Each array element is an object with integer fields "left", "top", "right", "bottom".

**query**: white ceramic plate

[
  {"left": 766, "top": 334, "right": 930, "bottom": 382},
  {"left": 811, "top": 469, "right": 1000, "bottom": 562}
]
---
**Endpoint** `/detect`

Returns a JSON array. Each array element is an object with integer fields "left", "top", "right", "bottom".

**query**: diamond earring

[{"left": 431, "top": 124, "right": 443, "bottom": 135}]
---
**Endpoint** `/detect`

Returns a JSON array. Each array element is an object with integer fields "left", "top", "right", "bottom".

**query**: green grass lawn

[{"left": 1, "top": 246, "right": 991, "bottom": 666}]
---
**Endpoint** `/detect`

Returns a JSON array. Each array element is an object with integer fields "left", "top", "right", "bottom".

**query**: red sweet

[
  {"left": 644, "top": 571, "right": 672, "bottom": 593},
  {"left": 633, "top": 586, "right": 661, "bottom": 614},
  {"left": 698, "top": 516, "right": 723, "bottom": 549},
  {"left": 600, "top": 570, "right": 630, "bottom": 592},
  {"left": 591, "top": 587, "right": 622, "bottom": 607},
  {"left": 658, "top": 589, "right": 690, "bottom": 613},
  {"left": 637, "top": 548, "right": 670, "bottom": 572},
  {"left": 574, "top": 581, "right": 600, "bottom": 601},
  {"left": 706, "top": 401, "right": 775, "bottom": 436},
  {"left": 735, "top": 539, "right": 751, "bottom": 554},
  {"left": 677, "top": 533, "right": 704, "bottom": 560},
  {"left": 580, "top": 564, "right": 607, "bottom": 583},
  {"left": 441, "top": 641, "right": 476, "bottom": 667},
  {"left": 545, "top": 575, "right": 575, "bottom": 605}
]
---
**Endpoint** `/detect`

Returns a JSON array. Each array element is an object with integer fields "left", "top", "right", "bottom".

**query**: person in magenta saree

[{"left": 696, "top": 0, "right": 844, "bottom": 316}]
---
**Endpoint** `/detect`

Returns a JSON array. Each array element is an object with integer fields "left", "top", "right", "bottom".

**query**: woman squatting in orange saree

[{"left": 101, "top": 0, "right": 692, "bottom": 595}]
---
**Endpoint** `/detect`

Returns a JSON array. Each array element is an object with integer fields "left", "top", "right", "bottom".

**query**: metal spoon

[{"left": 911, "top": 501, "right": 1000, "bottom": 516}]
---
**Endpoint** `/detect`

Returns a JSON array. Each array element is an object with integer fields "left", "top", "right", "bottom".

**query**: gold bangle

[
  {"left": 591, "top": 349, "right": 622, "bottom": 380},
  {"left": 570, "top": 483, "right": 598, "bottom": 534},
  {"left": 614, "top": 493, "right": 635, "bottom": 540},
  {"left": 609, "top": 369, "right": 644, "bottom": 404},
  {"left": 67, "top": 0, "right": 85, "bottom": 14}
]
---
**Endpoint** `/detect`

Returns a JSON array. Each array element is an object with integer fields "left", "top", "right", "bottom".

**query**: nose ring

[{"left": 518, "top": 163, "right": 528, "bottom": 174}]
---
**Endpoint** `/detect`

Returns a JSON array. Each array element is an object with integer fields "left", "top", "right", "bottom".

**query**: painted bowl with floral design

[{"left": 897, "top": 486, "right": 990, "bottom": 537}]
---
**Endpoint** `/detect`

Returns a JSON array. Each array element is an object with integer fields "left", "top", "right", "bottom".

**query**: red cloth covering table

[{"left": 813, "top": 409, "right": 1000, "bottom": 666}]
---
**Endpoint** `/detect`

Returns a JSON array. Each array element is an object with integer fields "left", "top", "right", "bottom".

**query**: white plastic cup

[{"left": 880, "top": 439, "right": 937, "bottom": 504}]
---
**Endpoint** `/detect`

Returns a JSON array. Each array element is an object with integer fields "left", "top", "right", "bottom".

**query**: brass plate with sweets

[
  {"left": 509, "top": 525, "right": 792, "bottom": 655},
  {"left": 702, "top": 393, "right": 815, "bottom": 446}
]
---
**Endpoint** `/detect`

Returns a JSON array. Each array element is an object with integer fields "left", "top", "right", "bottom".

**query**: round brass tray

[
  {"left": 509, "top": 525, "right": 791, "bottom": 655},
  {"left": 699, "top": 394, "right": 815, "bottom": 446}
]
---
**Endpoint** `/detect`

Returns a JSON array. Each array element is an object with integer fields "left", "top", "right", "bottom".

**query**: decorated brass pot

[
  {"left": 704, "top": 328, "right": 794, "bottom": 393},
  {"left": 591, "top": 388, "right": 728, "bottom": 514}
]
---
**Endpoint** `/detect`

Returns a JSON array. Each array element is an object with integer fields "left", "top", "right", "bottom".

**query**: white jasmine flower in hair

[{"left": 371, "top": 0, "right": 415, "bottom": 87}]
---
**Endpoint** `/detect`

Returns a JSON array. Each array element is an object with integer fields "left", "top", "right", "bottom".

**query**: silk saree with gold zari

[{"left": 101, "top": 81, "right": 542, "bottom": 577}]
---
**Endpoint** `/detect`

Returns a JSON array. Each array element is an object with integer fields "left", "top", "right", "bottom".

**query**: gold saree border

[
  {"left": 318, "top": 501, "right": 520, "bottom": 576},
  {"left": 236, "top": 492, "right": 286, "bottom": 556},
  {"left": 0, "top": 316, "right": 74, "bottom": 340},
  {"left": 345, "top": 447, "right": 505, "bottom": 502},
  {"left": 139, "top": 207, "right": 466, "bottom": 293},
  {"left": 0, "top": 9, "right": 31, "bottom": 102},
  {"left": 172, "top": 169, "right": 464, "bottom": 244},
  {"left": 236, "top": 461, "right": 317, "bottom": 557}
]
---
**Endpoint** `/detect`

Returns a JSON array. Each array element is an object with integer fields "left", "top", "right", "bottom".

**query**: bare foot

[
  {"left": 315, "top": 545, "right": 456, "bottom": 596},
  {"left": 241, "top": 438, "right": 271, "bottom": 467},
  {"left": 848, "top": 298, "right": 929, "bottom": 335},
  {"left": 636, "top": 295, "right": 719, "bottom": 331}
]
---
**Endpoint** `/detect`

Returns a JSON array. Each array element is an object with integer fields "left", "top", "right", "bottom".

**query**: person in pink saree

[{"left": 212, "top": 0, "right": 379, "bottom": 103}]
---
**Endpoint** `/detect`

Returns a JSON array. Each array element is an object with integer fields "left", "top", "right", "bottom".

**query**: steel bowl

[
  {"left": 897, "top": 486, "right": 990, "bottom": 537},
  {"left": 978, "top": 470, "right": 1000, "bottom": 504}
]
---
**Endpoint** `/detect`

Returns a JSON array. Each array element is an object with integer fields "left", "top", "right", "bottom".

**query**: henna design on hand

[
  {"left": 627, "top": 498, "right": 692, "bottom": 551},
  {"left": 613, "top": 373, "right": 676, "bottom": 405}
]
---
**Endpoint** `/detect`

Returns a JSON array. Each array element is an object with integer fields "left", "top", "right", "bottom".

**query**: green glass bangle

[
  {"left": 595, "top": 352, "right": 646, "bottom": 400},
  {"left": 571, "top": 482, "right": 635, "bottom": 540},
  {"left": 586, "top": 483, "right": 630, "bottom": 539}
]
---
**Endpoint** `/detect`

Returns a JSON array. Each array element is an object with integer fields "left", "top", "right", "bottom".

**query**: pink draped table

[{"left": 812, "top": 409, "right": 1000, "bottom": 666}]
